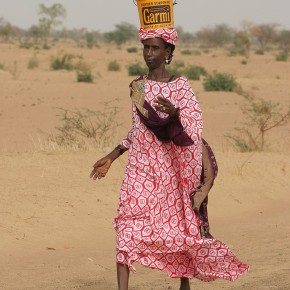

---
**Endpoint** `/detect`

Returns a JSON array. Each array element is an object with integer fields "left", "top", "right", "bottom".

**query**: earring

[{"left": 165, "top": 58, "right": 170, "bottom": 64}]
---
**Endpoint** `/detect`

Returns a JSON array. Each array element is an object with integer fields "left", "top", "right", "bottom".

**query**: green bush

[
  {"left": 180, "top": 49, "right": 192, "bottom": 55},
  {"left": 75, "top": 61, "right": 94, "bottom": 83},
  {"left": 255, "top": 49, "right": 264, "bottom": 55},
  {"left": 19, "top": 41, "right": 34, "bottom": 49},
  {"left": 192, "top": 50, "right": 202, "bottom": 56},
  {"left": 0, "top": 63, "right": 5, "bottom": 70},
  {"left": 108, "top": 60, "right": 121, "bottom": 71},
  {"left": 276, "top": 52, "right": 289, "bottom": 61},
  {"left": 173, "top": 60, "right": 185, "bottom": 69},
  {"left": 27, "top": 55, "right": 39, "bottom": 69},
  {"left": 203, "top": 72, "right": 238, "bottom": 91},
  {"left": 227, "top": 50, "right": 237, "bottom": 57},
  {"left": 42, "top": 43, "right": 51, "bottom": 50},
  {"left": 241, "top": 60, "right": 247, "bottom": 65},
  {"left": 127, "top": 46, "right": 138, "bottom": 53},
  {"left": 128, "top": 63, "right": 148, "bottom": 76},
  {"left": 167, "top": 60, "right": 184, "bottom": 76},
  {"left": 77, "top": 69, "right": 94, "bottom": 83},
  {"left": 85, "top": 32, "right": 97, "bottom": 49},
  {"left": 51, "top": 54, "right": 75, "bottom": 71},
  {"left": 183, "top": 65, "right": 207, "bottom": 80}
]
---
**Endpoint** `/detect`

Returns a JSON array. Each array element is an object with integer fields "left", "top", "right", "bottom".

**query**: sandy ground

[{"left": 0, "top": 41, "right": 290, "bottom": 290}]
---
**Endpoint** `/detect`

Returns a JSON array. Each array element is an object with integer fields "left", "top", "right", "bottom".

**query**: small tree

[
  {"left": 227, "top": 98, "right": 290, "bottom": 151},
  {"left": 104, "top": 22, "right": 138, "bottom": 46},
  {"left": 195, "top": 24, "right": 234, "bottom": 48},
  {"left": 38, "top": 3, "right": 66, "bottom": 39},
  {"left": 0, "top": 18, "right": 15, "bottom": 41},
  {"left": 233, "top": 31, "right": 251, "bottom": 57},
  {"left": 251, "top": 24, "right": 277, "bottom": 53},
  {"left": 277, "top": 30, "right": 290, "bottom": 53},
  {"left": 175, "top": 26, "right": 195, "bottom": 44}
]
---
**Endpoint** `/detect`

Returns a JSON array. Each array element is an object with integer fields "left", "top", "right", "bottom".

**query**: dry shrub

[
  {"left": 128, "top": 62, "right": 147, "bottom": 76},
  {"left": 47, "top": 99, "right": 122, "bottom": 151},
  {"left": 203, "top": 72, "right": 238, "bottom": 91},
  {"left": 183, "top": 65, "right": 207, "bottom": 80},
  {"left": 27, "top": 55, "right": 39, "bottom": 69},
  {"left": 127, "top": 46, "right": 138, "bottom": 53},
  {"left": 50, "top": 53, "right": 80, "bottom": 70},
  {"left": 108, "top": 60, "right": 121, "bottom": 71},
  {"left": 75, "top": 61, "right": 94, "bottom": 83},
  {"left": 168, "top": 62, "right": 207, "bottom": 80},
  {"left": 8, "top": 61, "right": 21, "bottom": 79},
  {"left": 276, "top": 52, "right": 289, "bottom": 62},
  {"left": 227, "top": 98, "right": 290, "bottom": 152}
]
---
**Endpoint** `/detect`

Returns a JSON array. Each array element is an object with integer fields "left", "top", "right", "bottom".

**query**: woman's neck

[{"left": 147, "top": 67, "right": 171, "bottom": 82}]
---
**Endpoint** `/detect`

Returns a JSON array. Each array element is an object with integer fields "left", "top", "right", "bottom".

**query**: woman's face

[{"left": 143, "top": 38, "right": 170, "bottom": 70}]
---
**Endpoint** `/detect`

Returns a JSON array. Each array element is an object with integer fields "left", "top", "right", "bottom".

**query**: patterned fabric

[
  {"left": 131, "top": 75, "right": 195, "bottom": 146},
  {"left": 114, "top": 76, "right": 249, "bottom": 281},
  {"left": 190, "top": 138, "right": 219, "bottom": 239},
  {"left": 139, "top": 27, "right": 178, "bottom": 45}
]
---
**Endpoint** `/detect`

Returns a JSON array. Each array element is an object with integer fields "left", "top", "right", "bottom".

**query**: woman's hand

[
  {"left": 90, "top": 156, "right": 113, "bottom": 180},
  {"left": 90, "top": 147, "right": 124, "bottom": 180},
  {"left": 153, "top": 96, "right": 179, "bottom": 117}
]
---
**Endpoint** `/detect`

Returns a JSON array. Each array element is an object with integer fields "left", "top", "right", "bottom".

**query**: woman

[{"left": 90, "top": 28, "right": 248, "bottom": 290}]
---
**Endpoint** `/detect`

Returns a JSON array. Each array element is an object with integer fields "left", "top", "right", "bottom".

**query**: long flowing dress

[{"left": 114, "top": 76, "right": 249, "bottom": 281}]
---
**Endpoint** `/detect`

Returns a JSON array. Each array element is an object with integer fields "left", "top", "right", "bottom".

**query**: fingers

[
  {"left": 154, "top": 97, "right": 176, "bottom": 115},
  {"left": 154, "top": 104, "right": 167, "bottom": 113},
  {"left": 155, "top": 96, "right": 169, "bottom": 105},
  {"left": 90, "top": 168, "right": 106, "bottom": 180},
  {"left": 154, "top": 98, "right": 168, "bottom": 112}
]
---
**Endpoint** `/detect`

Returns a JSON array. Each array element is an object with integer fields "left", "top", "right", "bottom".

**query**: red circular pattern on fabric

[
  {"left": 139, "top": 27, "right": 178, "bottom": 45},
  {"left": 115, "top": 77, "right": 249, "bottom": 281}
]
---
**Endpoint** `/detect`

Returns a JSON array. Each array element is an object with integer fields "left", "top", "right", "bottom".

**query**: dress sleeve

[
  {"left": 176, "top": 78, "right": 203, "bottom": 142},
  {"left": 120, "top": 101, "right": 136, "bottom": 149},
  {"left": 120, "top": 128, "right": 134, "bottom": 149}
]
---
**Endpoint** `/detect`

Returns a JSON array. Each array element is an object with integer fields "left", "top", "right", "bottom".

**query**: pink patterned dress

[{"left": 114, "top": 76, "right": 249, "bottom": 281}]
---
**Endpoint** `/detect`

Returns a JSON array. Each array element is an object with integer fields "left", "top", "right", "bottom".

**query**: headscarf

[{"left": 138, "top": 27, "right": 178, "bottom": 45}]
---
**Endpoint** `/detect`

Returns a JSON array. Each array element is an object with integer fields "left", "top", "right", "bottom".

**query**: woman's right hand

[{"left": 90, "top": 156, "right": 113, "bottom": 180}]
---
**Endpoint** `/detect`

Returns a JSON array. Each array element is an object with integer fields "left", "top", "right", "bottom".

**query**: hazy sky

[{"left": 0, "top": 0, "right": 289, "bottom": 32}]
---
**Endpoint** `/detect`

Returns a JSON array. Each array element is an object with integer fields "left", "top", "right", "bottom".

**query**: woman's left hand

[{"left": 153, "top": 96, "right": 179, "bottom": 117}]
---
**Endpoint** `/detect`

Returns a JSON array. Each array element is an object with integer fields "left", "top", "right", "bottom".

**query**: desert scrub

[
  {"left": 42, "top": 43, "right": 51, "bottom": 50},
  {"left": 180, "top": 49, "right": 192, "bottom": 55},
  {"left": 75, "top": 61, "right": 94, "bottom": 83},
  {"left": 226, "top": 98, "right": 290, "bottom": 152},
  {"left": 27, "top": 55, "right": 39, "bottom": 69},
  {"left": 50, "top": 54, "right": 76, "bottom": 71},
  {"left": 173, "top": 60, "right": 185, "bottom": 69},
  {"left": 48, "top": 100, "right": 122, "bottom": 150},
  {"left": 192, "top": 50, "right": 202, "bottom": 56},
  {"left": 255, "top": 49, "right": 264, "bottom": 55},
  {"left": 85, "top": 32, "right": 97, "bottom": 48},
  {"left": 108, "top": 60, "right": 121, "bottom": 71},
  {"left": 227, "top": 50, "right": 238, "bottom": 57},
  {"left": 8, "top": 61, "right": 21, "bottom": 80},
  {"left": 0, "top": 63, "right": 5, "bottom": 70},
  {"left": 128, "top": 63, "right": 148, "bottom": 76},
  {"left": 275, "top": 52, "right": 289, "bottom": 62},
  {"left": 127, "top": 46, "right": 138, "bottom": 53},
  {"left": 203, "top": 72, "right": 238, "bottom": 91},
  {"left": 167, "top": 60, "right": 185, "bottom": 76},
  {"left": 183, "top": 65, "right": 207, "bottom": 80},
  {"left": 19, "top": 40, "right": 35, "bottom": 49}
]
